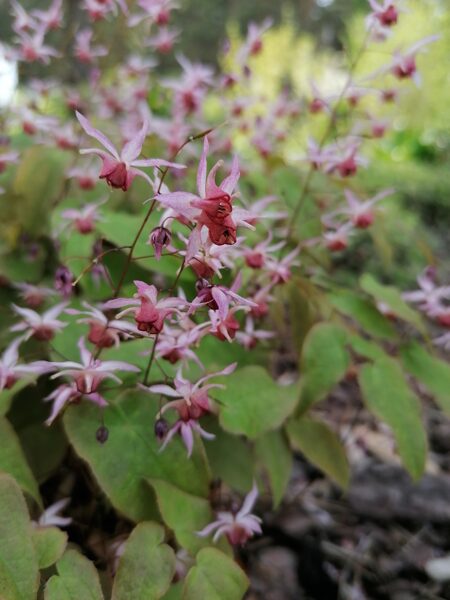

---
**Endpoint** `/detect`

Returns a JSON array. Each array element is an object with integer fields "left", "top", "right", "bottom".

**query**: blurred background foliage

[{"left": 0, "top": 0, "right": 449, "bottom": 288}]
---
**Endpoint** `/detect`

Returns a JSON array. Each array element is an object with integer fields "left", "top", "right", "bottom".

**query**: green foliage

[
  {"left": 400, "top": 342, "right": 450, "bottom": 415},
  {"left": 31, "top": 527, "right": 67, "bottom": 570},
  {"left": 182, "top": 548, "right": 249, "bottom": 600},
  {"left": 44, "top": 550, "right": 104, "bottom": 600},
  {"left": 358, "top": 357, "right": 427, "bottom": 480},
  {"left": 255, "top": 430, "right": 293, "bottom": 507},
  {"left": 287, "top": 417, "right": 350, "bottom": 488},
  {"left": 297, "top": 323, "right": 350, "bottom": 413},
  {"left": 329, "top": 290, "right": 396, "bottom": 339},
  {"left": 0, "top": 474, "right": 39, "bottom": 600},
  {"left": 360, "top": 274, "right": 425, "bottom": 333},
  {"left": 0, "top": 417, "right": 41, "bottom": 505},
  {"left": 63, "top": 390, "right": 210, "bottom": 522},
  {"left": 111, "top": 522, "right": 176, "bottom": 600},
  {"left": 148, "top": 479, "right": 218, "bottom": 555},
  {"left": 203, "top": 420, "right": 255, "bottom": 494},
  {"left": 216, "top": 366, "right": 299, "bottom": 439}
]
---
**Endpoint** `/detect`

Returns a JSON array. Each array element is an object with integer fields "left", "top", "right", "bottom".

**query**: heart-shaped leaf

[
  {"left": 63, "top": 390, "right": 210, "bottom": 522},
  {"left": 216, "top": 366, "right": 299, "bottom": 439},
  {"left": 112, "top": 522, "right": 175, "bottom": 600},
  {"left": 358, "top": 357, "right": 427, "bottom": 480},
  {"left": 182, "top": 548, "right": 249, "bottom": 600}
]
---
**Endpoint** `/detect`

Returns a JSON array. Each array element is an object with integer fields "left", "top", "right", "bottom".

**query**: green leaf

[
  {"left": 360, "top": 274, "right": 425, "bottom": 333},
  {"left": 0, "top": 418, "right": 41, "bottom": 505},
  {"left": 329, "top": 290, "right": 396, "bottom": 339},
  {"left": 63, "top": 390, "right": 210, "bottom": 522},
  {"left": 347, "top": 333, "right": 387, "bottom": 361},
  {"left": 203, "top": 419, "right": 254, "bottom": 494},
  {"left": 44, "top": 550, "right": 104, "bottom": 600},
  {"left": 298, "top": 323, "right": 349, "bottom": 413},
  {"left": 183, "top": 548, "right": 249, "bottom": 600},
  {"left": 111, "top": 522, "right": 175, "bottom": 600},
  {"left": 358, "top": 357, "right": 427, "bottom": 480},
  {"left": 0, "top": 379, "right": 34, "bottom": 417},
  {"left": 255, "top": 430, "right": 292, "bottom": 507},
  {"left": 0, "top": 474, "right": 39, "bottom": 600},
  {"left": 286, "top": 417, "right": 350, "bottom": 488},
  {"left": 148, "top": 479, "right": 215, "bottom": 555},
  {"left": 215, "top": 366, "right": 299, "bottom": 439},
  {"left": 400, "top": 342, "right": 450, "bottom": 414},
  {"left": 31, "top": 526, "right": 67, "bottom": 569}
]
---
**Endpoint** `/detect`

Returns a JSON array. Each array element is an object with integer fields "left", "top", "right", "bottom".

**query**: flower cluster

[{"left": 0, "top": 0, "right": 442, "bottom": 571}]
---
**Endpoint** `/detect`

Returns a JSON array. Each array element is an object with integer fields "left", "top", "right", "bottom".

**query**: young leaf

[
  {"left": 111, "top": 522, "right": 175, "bottom": 600},
  {"left": 329, "top": 290, "right": 396, "bottom": 339},
  {"left": 63, "top": 390, "right": 210, "bottom": 522},
  {"left": 215, "top": 366, "right": 299, "bottom": 439},
  {"left": 0, "top": 474, "right": 39, "bottom": 600},
  {"left": 286, "top": 417, "right": 350, "bottom": 488},
  {"left": 203, "top": 418, "right": 254, "bottom": 494},
  {"left": 148, "top": 479, "right": 216, "bottom": 555},
  {"left": 0, "top": 417, "right": 41, "bottom": 505},
  {"left": 44, "top": 550, "right": 104, "bottom": 600},
  {"left": 182, "top": 548, "right": 249, "bottom": 600},
  {"left": 298, "top": 323, "right": 349, "bottom": 414},
  {"left": 255, "top": 430, "right": 292, "bottom": 507},
  {"left": 31, "top": 526, "right": 67, "bottom": 569},
  {"left": 358, "top": 357, "right": 427, "bottom": 480},
  {"left": 400, "top": 342, "right": 450, "bottom": 414},
  {"left": 360, "top": 274, "right": 425, "bottom": 333}
]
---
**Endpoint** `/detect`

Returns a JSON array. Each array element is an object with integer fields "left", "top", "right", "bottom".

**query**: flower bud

[
  {"left": 96, "top": 425, "right": 109, "bottom": 444},
  {"left": 154, "top": 418, "right": 169, "bottom": 440},
  {"left": 149, "top": 226, "right": 171, "bottom": 260}
]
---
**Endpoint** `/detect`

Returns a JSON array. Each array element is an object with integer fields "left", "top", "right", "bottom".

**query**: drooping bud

[
  {"left": 149, "top": 226, "right": 171, "bottom": 260},
  {"left": 154, "top": 418, "right": 169, "bottom": 440},
  {"left": 96, "top": 425, "right": 109, "bottom": 444},
  {"left": 55, "top": 266, "right": 74, "bottom": 299}
]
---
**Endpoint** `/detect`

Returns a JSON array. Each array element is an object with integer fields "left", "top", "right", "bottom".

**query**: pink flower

[
  {"left": 388, "top": 36, "right": 439, "bottom": 85},
  {"left": 61, "top": 200, "right": 106, "bottom": 234},
  {"left": 197, "top": 482, "right": 262, "bottom": 545},
  {"left": 129, "top": 0, "right": 179, "bottom": 27},
  {"left": 104, "top": 280, "right": 185, "bottom": 334},
  {"left": 236, "top": 316, "right": 274, "bottom": 350},
  {"left": 403, "top": 269, "right": 450, "bottom": 325},
  {"left": 0, "top": 151, "right": 20, "bottom": 173},
  {"left": 155, "top": 320, "right": 209, "bottom": 366},
  {"left": 157, "top": 419, "right": 215, "bottom": 458},
  {"left": 11, "top": 303, "right": 68, "bottom": 342},
  {"left": 76, "top": 110, "right": 185, "bottom": 191},
  {"left": 36, "top": 498, "right": 72, "bottom": 528},
  {"left": 265, "top": 247, "right": 300, "bottom": 285},
  {"left": 143, "top": 363, "right": 236, "bottom": 421},
  {"left": 74, "top": 29, "right": 107, "bottom": 64},
  {"left": 157, "top": 137, "right": 253, "bottom": 259},
  {"left": 0, "top": 338, "right": 52, "bottom": 392},
  {"left": 66, "top": 303, "right": 137, "bottom": 348},
  {"left": 82, "top": 0, "right": 128, "bottom": 21},
  {"left": 46, "top": 337, "right": 140, "bottom": 396},
  {"left": 15, "top": 26, "right": 60, "bottom": 63},
  {"left": 10, "top": 0, "right": 35, "bottom": 33},
  {"left": 367, "top": 0, "right": 399, "bottom": 28},
  {"left": 146, "top": 26, "right": 179, "bottom": 54},
  {"left": 334, "top": 189, "right": 394, "bottom": 229},
  {"left": 243, "top": 234, "right": 284, "bottom": 270},
  {"left": 66, "top": 165, "right": 98, "bottom": 190},
  {"left": 14, "top": 283, "right": 57, "bottom": 309},
  {"left": 323, "top": 222, "right": 354, "bottom": 252},
  {"left": 31, "top": 0, "right": 64, "bottom": 30}
]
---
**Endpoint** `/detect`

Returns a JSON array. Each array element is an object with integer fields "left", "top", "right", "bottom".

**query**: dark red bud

[{"left": 96, "top": 425, "right": 109, "bottom": 444}]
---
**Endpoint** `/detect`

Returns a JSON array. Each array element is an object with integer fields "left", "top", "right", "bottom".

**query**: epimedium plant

[{"left": 0, "top": 0, "right": 447, "bottom": 598}]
